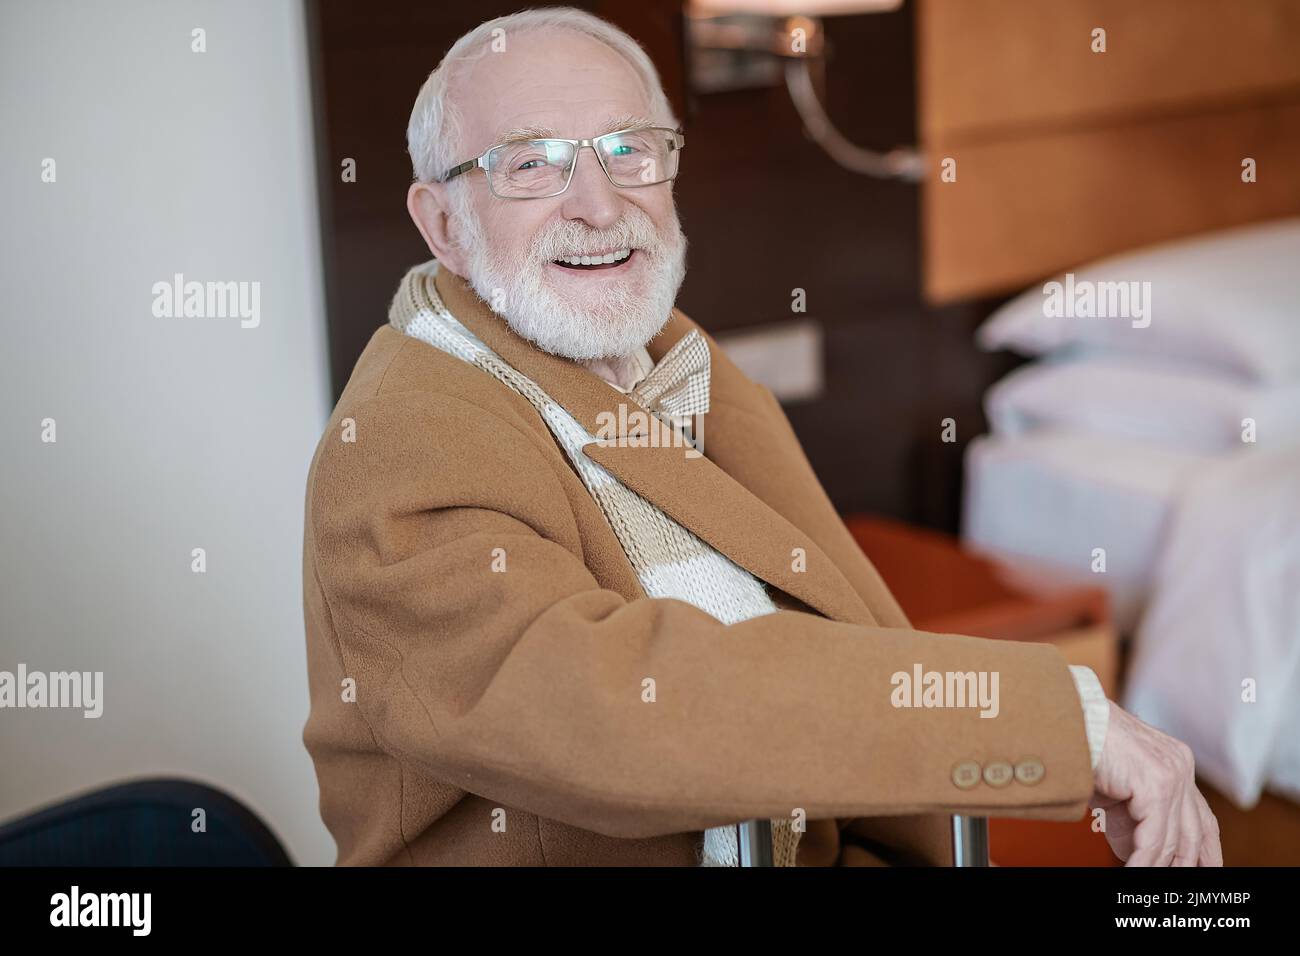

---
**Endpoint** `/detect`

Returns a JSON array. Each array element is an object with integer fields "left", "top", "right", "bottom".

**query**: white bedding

[
  {"left": 1122, "top": 445, "right": 1300, "bottom": 807},
  {"left": 966, "top": 218, "right": 1300, "bottom": 807},
  {"left": 963, "top": 431, "right": 1300, "bottom": 807},
  {"left": 961, "top": 431, "right": 1212, "bottom": 633},
  {"left": 985, "top": 355, "right": 1300, "bottom": 455},
  {"left": 975, "top": 216, "right": 1300, "bottom": 383}
]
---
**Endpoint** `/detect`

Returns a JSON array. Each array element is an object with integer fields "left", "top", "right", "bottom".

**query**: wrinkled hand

[{"left": 1090, "top": 701, "right": 1223, "bottom": 866}]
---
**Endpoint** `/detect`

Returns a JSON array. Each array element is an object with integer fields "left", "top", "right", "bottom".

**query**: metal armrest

[{"left": 736, "top": 815, "right": 989, "bottom": 867}]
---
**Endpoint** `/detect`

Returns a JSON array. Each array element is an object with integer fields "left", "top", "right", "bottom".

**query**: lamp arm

[{"left": 784, "top": 56, "right": 925, "bottom": 182}]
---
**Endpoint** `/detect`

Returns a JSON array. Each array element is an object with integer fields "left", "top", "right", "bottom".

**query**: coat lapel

[{"left": 431, "top": 263, "right": 877, "bottom": 626}]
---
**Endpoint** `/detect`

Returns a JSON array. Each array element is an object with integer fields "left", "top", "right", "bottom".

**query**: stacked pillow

[
  {"left": 977, "top": 216, "right": 1300, "bottom": 454},
  {"left": 985, "top": 354, "right": 1300, "bottom": 455}
]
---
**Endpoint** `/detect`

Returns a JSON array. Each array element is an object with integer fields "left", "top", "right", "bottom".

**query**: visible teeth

[{"left": 556, "top": 248, "right": 633, "bottom": 266}]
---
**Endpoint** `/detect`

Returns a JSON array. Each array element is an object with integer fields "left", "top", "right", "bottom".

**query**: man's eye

[
  {"left": 610, "top": 144, "right": 636, "bottom": 157},
  {"left": 513, "top": 154, "right": 557, "bottom": 171}
]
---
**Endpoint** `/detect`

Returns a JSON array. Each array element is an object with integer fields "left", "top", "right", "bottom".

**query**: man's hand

[{"left": 1091, "top": 701, "right": 1223, "bottom": 866}]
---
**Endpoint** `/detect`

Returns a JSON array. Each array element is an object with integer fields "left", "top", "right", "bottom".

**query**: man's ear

[{"left": 407, "top": 180, "right": 468, "bottom": 277}]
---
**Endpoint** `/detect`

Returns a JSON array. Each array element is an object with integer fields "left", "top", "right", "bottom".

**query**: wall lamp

[{"left": 686, "top": 0, "right": 926, "bottom": 181}]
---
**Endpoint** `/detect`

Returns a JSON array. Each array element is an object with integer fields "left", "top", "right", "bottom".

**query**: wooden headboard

[{"left": 917, "top": 0, "right": 1300, "bottom": 303}]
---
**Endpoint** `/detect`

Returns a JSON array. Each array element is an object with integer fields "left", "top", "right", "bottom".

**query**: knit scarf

[{"left": 389, "top": 261, "right": 801, "bottom": 867}]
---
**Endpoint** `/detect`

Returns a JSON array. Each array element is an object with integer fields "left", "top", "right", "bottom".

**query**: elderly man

[{"left": 301, "top": 7, "right": 1220, "bottom": 867}]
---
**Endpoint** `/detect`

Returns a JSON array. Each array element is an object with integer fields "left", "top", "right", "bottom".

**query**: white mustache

[{"left": 533, "top": 213, "right": 662, "bottom": 263}]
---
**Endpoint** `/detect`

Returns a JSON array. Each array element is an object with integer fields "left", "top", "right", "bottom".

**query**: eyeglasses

[{"left": 438, "top": 126, "right": 685, "bottom": 199}]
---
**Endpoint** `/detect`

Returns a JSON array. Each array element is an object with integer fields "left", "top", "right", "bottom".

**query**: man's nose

[{"left": 559, "top": 147, "right": 623, "bottom": 230}]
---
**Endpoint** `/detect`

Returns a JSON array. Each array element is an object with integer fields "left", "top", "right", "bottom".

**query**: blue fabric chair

[{"left": 0, "top": 778, "right": 293, "bottom": 866}]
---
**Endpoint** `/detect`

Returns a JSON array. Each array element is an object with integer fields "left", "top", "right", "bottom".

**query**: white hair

[{"left": 406, "top": 7, "right": 679, "bottom": 185}]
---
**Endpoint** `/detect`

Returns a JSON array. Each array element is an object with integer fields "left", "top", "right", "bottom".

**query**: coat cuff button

[
  {"left": 951, "top": 760, "right": 982, "bottom": 789},
  {"left": 1014, "top": 758, "right": 1046, "bottom": 785},
  {"left": 983, "top": 761, "right": 1013, "bottom": 787}
]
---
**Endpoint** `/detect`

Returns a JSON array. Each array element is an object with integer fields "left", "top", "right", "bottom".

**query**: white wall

[{"left": 0, "top": 0, "right": 335, "bottom": 865}]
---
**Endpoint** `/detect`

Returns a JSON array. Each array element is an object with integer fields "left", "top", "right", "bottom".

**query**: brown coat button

[
  {"left": 983, "top": 761, "right": 1013, "bottom": 787},
  {"left": 951, "top": 760, "right": 981, "bottom": 789},
  {"left": 1015, "top": 758, "right": 1046, "bottom": 785}
]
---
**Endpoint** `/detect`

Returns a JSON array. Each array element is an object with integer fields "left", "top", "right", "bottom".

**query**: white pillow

[
  {"left": 976, "top": 217, "right": 1300, "bottom": 383},
  {"left": 985, "top": 355, "right": 1300, "bottom": 454}
]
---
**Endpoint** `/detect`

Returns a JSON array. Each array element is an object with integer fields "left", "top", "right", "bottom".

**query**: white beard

[{"left": 453, "top": 189, "right": 687, "bottom": 361}]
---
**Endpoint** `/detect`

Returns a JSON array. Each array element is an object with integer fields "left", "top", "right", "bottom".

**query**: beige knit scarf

[{"left": 389, "top": 261, "right": 801, "bottom": 866}]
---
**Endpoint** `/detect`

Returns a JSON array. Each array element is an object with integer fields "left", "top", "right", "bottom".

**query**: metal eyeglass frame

[{"left": 437, "top": 126, "right": 686, "bottom": 199}]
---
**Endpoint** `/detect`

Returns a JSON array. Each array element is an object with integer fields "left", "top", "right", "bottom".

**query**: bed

[
  {"left": 913, "top": 3, "right": 1300, "bottom": 810},
  {"left": 961, "top": 219, "right": 1300, "bottom": 808},
  {"left": 962, "top": 431, "right": 1211, "bottom": 635}
]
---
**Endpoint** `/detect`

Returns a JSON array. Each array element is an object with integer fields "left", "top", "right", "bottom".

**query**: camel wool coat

[{"left": 301, "top": 263, "right": 1095, "bottom": 867}]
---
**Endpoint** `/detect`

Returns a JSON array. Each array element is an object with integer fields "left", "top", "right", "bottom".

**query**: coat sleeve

[{"left": 307, "top": 389, "right": 1095, "bottom": 841}]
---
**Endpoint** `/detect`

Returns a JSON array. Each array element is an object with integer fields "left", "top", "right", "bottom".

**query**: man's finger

[
  {"left": 1124, "top": 804, "right": 1169, "bottom": 867},
  {"left": 1150, "top": 788, "right": 1182, "bottom": 867},
  {"left": 1172, "top": 787, "right": 1201, "bottom": 867},
  {"left": 1193, "top": 790, "right": 1223, "bottom": 867}
]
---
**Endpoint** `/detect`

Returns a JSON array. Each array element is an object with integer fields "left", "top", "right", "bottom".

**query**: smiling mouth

[{"left": 550, "top": 248, "right": 637, "bottom": 271}]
